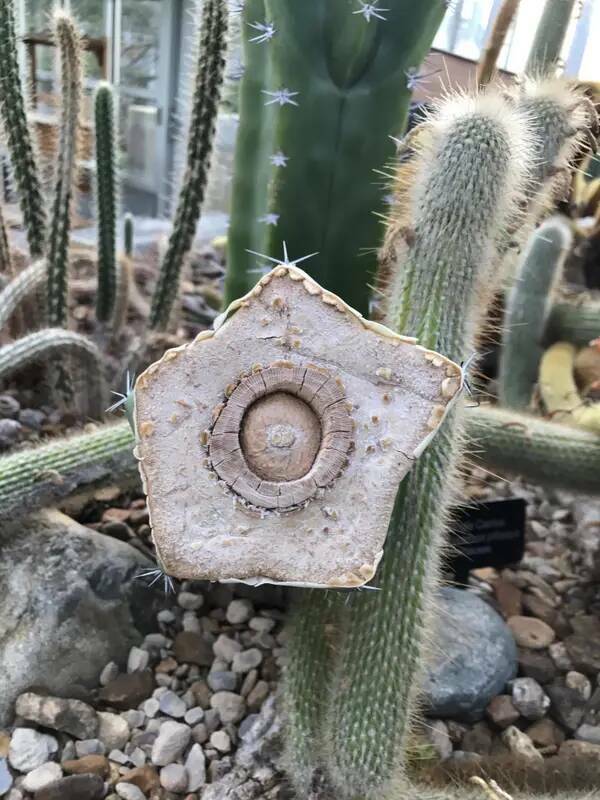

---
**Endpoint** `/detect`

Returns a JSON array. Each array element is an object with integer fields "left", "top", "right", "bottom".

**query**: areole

[{"left": 207, "top": 362, "right": 354, "bottom": 510}]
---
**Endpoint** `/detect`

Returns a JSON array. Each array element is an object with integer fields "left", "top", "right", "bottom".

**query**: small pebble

[
  {"left": 210, "top": 730, "right": 231, "bottom": 753},
  {"left": 226, "top": 599, "right": 254, "bottom": 625},
  {"left": 127, "top": 647, "right": 150, "bottom": 674},
  {"left": 178, "top": 592, "right": 204, "bottom": 611},
  {"left": 160, "top": 763, "right": 189, "bottom": 792}
]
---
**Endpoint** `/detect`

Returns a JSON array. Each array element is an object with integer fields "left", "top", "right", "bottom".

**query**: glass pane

[{"left": 121, "top": 0, "right": 162, "bottom": 93}]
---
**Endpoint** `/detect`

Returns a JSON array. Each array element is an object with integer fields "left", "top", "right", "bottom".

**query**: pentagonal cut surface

[{"left": 134, "top": 265, "right": 462, "bottom": 588}]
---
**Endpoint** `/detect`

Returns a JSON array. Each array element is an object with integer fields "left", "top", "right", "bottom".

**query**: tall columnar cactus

[
  {"left": 149, "top": 0, "right": 228, "bottom": 331},
  {"left": 0, "top": 0, "right": 46, "bottom": 258},
  {"left": 283, "top": 93, "right": 533, "bottom": 798},
  {"left": 225, "top": 0, "right": 448, "bottom": 315},
  {"left": 499, "top": 216, "right": 573, "bottom": 410},
  {"left": 525, "top": 0, "right": 577, "bottom": 77},
  {"left": 46, "top": 10, "right": 83, "bottom": 328},
  {"left": 94, "top": 83, "right": 118, "bottom": 324}
]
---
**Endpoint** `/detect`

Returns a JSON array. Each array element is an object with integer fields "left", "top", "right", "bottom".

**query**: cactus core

[{"left": 208, "top": 363, "right": 353, "bottom": 510}]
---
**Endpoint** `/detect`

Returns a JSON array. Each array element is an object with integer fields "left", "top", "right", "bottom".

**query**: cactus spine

[
  {"left": 0, "top": 0, "right": 46, "bottom": 258},
  {"left": 94, "top": 83, "right": 118, "bottom": 324},
  {"left": 499, "top": 217, "right": 572, "bottom": 410},
  {"left": 225, "top": 0, "right": 447, "bottom": 315},
  {"left": 525, "top": 0, "right": 577, "bottom": 76},
  {"left": 149, "top": 0, "right": 228, "bottom": 331},
  {"left": 466, "top": 404, "right": 600, "bottom": 494},
  {"left": 281, "top": 94, "right": 532, "bottom": 798},
  {"left": 46, "top": 11, "right": 83, "bottom": 327}
]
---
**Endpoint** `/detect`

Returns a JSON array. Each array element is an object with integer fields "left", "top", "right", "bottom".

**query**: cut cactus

[{"left": 134, "top": 265, "right": 462, "bottom": 588}]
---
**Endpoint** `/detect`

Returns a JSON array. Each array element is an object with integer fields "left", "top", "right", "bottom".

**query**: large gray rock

[
  {"left": 0, "top": 510, "right": 162, "bottom": 726},
  {"left": 422, "top": 588, "right": 517, "bottom": 720}
]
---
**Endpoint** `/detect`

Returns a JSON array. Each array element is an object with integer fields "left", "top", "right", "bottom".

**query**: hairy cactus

[
  {"left": 499, "top": 217, "right": 572, "bottom": 410},
  {"left": 94, "top": 83, "right": 118, "bottom": 324},
  {"left": 525, "top": 0, "right": 577, "bottom": 76},
  {"left": 149, "top": 0, "right": 228, "bottom": 331},
  {"left": 225, "top": 0, "right": 447, "bottom": 315},
  {"left": 0, "top": 0, "right": 46, "bottom": 258},
  {"left": 539, "top": 341, "right": 600, "bottom": 431},
  {"left": 0, "top": 260, "right": 46, "bottom": 330},
  {"left": 0, "top": 329, "right": 106, "bottom": 418},
  {"left": 466, "top": 404, "right": 600, "bottom": 494},
  {"left": 0, "top": 420, "right": 135, "bottom": 521},
  {"left": 546, "top": 299, "right": 600, "bottom": 346},
  {"left": 123, "top": 212, "right": 134, "bottom": 258},
  {"left": 46, "top": 10, "right": 83, "bottom": 327},
  {"left": 282, "top": 93, "right": 532, "bottom": 798}
]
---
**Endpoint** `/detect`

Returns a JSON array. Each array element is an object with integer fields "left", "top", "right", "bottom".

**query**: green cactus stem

[
  {"left": 94, "top": 82, "right": 118, "bottom": 324},
  {"left": 149, "top": 0, "right": 228, "bottom": 331},
  {"left": 0, "top": 420, "right": 135, "bottom": 521},
  {"left": 0, "top": 260, "right": 46, "bottom": 330},
  {"left": 224, "top": 0, "right": 276, "bottom": 305},
  {"left": 498, "top": 217, "right": 572, "bottom": 410},
  {"left": 111, "top": 256, "right": 131, "bottom": 339},
  {"left": 0, "top": 329, "right": 106, "bottom": 418},
  {"left": 46, "top": 10, "right": 83, "bottom": 328},
  {"left": 466, "top": 404, "right": 600, "bottom": 494},
  {"left": 525, "top": 0, "right": 577, "bottom": 76},
  {"left": 546, "top": 299, "right": 600, "bottom": 346},
  {"left": 123, "top": 212, "right": 134, "bottom": 257},
  {"left": 225, "top": 0, "right": 447, "bottom": 315},
  {"left": 0, "top": 0, "right": 46, "bottom": 258}
]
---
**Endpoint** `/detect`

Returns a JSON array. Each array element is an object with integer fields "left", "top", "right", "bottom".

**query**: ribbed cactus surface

[
  {"left": 499, "top": 217, "right": 572, "bottom": 410},
  {"left": 225, "top": 0, "right": 447, "bottom": 315},
  {"left": 0, "top": 0, "right": 46, "bottom": 258},
  {"left": 547, "top": 299, "right": 600, "bottom": 346},
  {"left": 0, "top": 260, "right": 46, "bottom": 330},
  {"left": 149, "top": 0, "right": 228, "bottom": 330},
  {"left": 94, "top": 82, "right": 118, "bottom": 324}
]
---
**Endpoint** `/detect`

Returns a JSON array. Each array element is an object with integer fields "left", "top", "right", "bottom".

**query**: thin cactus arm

[
  {"left": 465, "top": 404, "right": 600, "bottom": 494},
  {"left": 476, "top": 0, "right": 521, "bottom": 87},
  {"left": 0, "top": 201, "right": 14, "bottom": 278},
  {"left": 261, "top": 0, "right": 447, "bottom": 316},
  {"left": 46, "top": 10, "right": 83, "bottom": 327},
  {"left": 94, "top": 82, "right": 118, "bottom": 324},
  {"left": 498, "top": 217, "right": 573, "bottom": 410},
  {"left": 225, "top": 0, "right": 277, "bottom": 304},
  {"left": 0, "top": 0, "right": 47, "bottom": 258},
  {"left": 149, "top": 0, "right": 228, "bottom": 330},
  {"left": 123, "top": 212, "right": 134, "bottom": 257},
  {"left": 0, "top": 420, "right": 135, "bottom": 521}
]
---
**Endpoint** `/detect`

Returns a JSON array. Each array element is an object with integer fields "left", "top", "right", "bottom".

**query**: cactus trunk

[
  {"left": 94, "top": 83, "right": 119, "bottom": 324},
  {"left": 225, "top": 0, "right": 447, "bottom": 315},
  {"left": 46, "top": 11, "right": 83, "bottom": 327},
  {"left": 547, "top": 299, "right": 600, "bottom": 346},
  {"left": 525, "top": 0, "right": 577, "bottom": 77}
]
